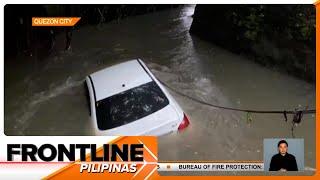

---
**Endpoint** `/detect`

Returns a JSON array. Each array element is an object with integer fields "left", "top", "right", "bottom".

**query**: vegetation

[{"left": 190, "top": 5, "right": 316, "bottom": 82}]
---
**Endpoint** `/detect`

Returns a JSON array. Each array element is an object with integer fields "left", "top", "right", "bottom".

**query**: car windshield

[{"left": 95, "top": 81, "right": 169, "bottom": 130}]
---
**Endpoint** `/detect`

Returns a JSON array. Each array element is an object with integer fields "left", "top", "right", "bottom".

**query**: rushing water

[{"left": 4, "top": 5, "right": 315, "bottom": 174}]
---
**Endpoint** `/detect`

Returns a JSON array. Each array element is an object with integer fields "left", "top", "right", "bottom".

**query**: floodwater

[{"left": 5, "top": 5, "right": 315, "bottom": 174}]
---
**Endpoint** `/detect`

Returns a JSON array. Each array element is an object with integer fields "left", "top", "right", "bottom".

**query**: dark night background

[
  {"left": 190, "top": 5, "right": 316, "bottom": 82},
  {"left": 4, "top": 4, "right": 316, "bottom": 81}
]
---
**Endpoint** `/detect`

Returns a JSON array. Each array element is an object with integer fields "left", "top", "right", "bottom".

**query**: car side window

[{"left": 84, "top": 81, "right": 91, "bottom": 116}]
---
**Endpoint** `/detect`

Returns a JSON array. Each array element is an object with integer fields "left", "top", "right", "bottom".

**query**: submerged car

[{"left": 85, "top": 59, "right": 190, "bottom": 136}]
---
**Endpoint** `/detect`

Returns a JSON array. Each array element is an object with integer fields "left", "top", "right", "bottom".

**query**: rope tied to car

[{"left": 158, "top": 79, "right": 315, "bottom": 137}]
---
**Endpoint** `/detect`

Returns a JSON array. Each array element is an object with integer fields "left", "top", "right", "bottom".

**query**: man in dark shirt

[{"left": 269, "top": 140, "right": 298, "bottom": 171}]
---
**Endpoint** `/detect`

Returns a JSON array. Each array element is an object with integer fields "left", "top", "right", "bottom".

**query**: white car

[{"left": 85, "top": 59, "right": 190, "bottom": 136}]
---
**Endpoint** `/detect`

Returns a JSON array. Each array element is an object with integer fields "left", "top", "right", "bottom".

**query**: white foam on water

[{"left": 7, "top": 77, "right": 84, "bottom": 133}]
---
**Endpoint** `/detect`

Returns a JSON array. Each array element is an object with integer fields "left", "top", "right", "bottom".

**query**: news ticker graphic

[
  {"left": 0, "top": 136, "right": 264, "bottom": 179},
  {"left": 158, "top": 162, "right": 264, "bottom": 171},
  {"left": 32, "top": 17, "right": 81, "bottom": 26},
  {"left": 74, "top": 162, "right": 264, "bottom": 173}
]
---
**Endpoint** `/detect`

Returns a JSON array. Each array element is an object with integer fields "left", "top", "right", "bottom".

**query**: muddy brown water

[{"left": 4, "top": 5, "right": 315, "bottom": 174}]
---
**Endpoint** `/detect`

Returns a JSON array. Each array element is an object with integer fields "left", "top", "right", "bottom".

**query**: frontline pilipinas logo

[
  {"left": 7, "top": 137, "right": 159, "bottom": 179},
  {"left": 7, "top": 144, "right": 144, "bottom": 162}
]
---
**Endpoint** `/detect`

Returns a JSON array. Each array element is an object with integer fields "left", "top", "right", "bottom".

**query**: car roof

[{"left": 89, "top": 59, "right": 153, "bottom": 101}]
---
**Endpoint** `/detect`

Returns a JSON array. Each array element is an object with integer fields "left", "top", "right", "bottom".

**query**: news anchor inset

[{"left": 269, "top": 140, "right": 298, "bottom": 171}]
